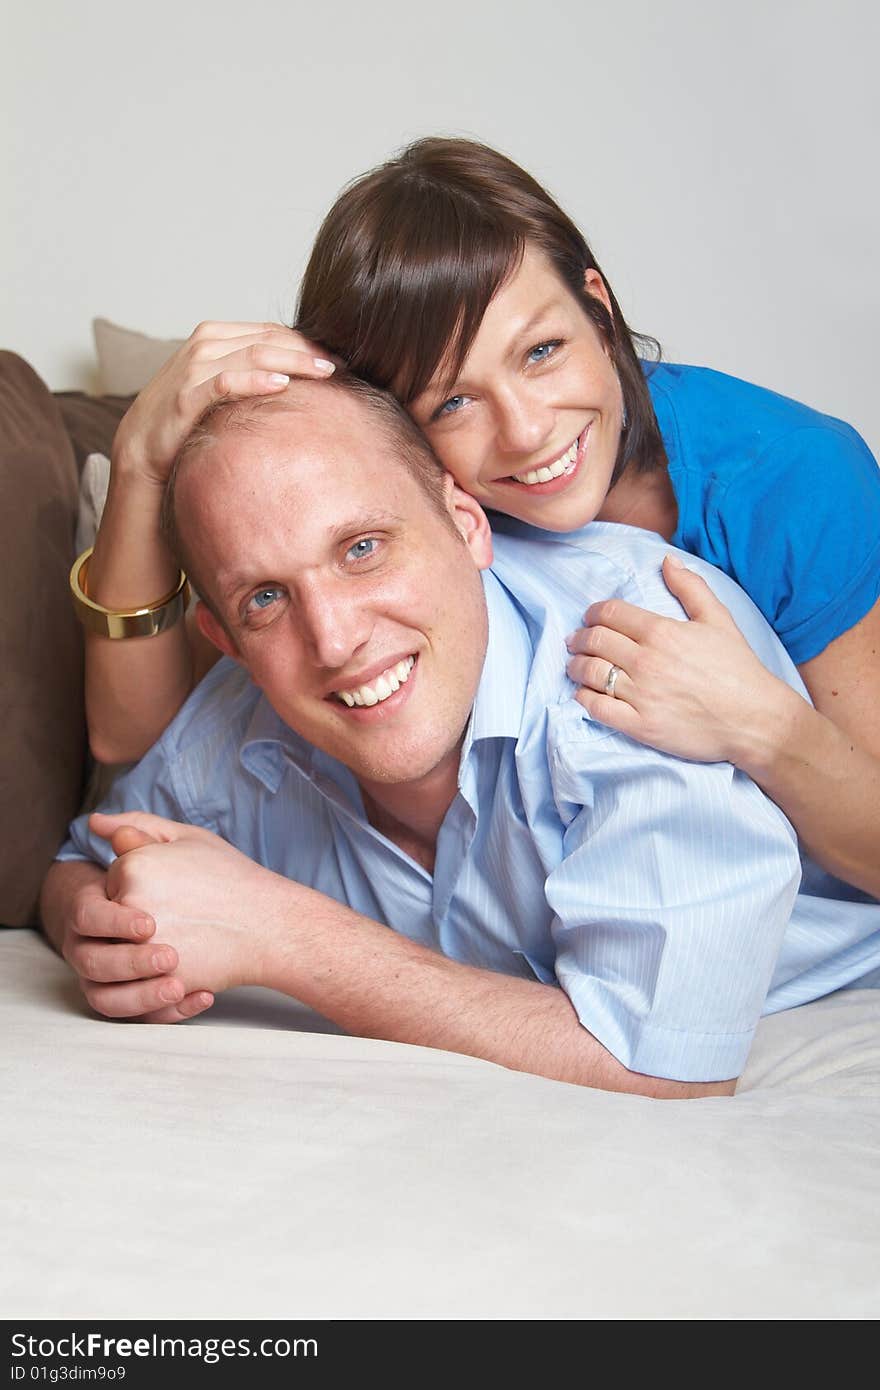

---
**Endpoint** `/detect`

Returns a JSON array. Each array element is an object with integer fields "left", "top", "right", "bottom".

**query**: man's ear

[
  {"left": 583, "top": 268, "right": 613, "bottom": 318},
  {"left": 442, "top": 474, "right": 493, "bottom": 570},
  {"left": 195, "top": 600, "right": 239, "bottom": 662}
]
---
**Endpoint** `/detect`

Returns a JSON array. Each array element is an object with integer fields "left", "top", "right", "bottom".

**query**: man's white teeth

[
  {"left": 512, "top": 435, "right": 579, "bottom": 486},
  {"left": 337, "top": 656, "right": 415, "bottom": 708}
]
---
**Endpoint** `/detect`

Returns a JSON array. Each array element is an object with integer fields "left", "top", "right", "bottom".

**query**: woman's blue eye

[
  {"left": 347, "top": 538, "right": 377, "bottom": 561},
  {"left": 528, "top": 341, "right": 560, "bottom": 364},
  {"left": 436, "top": 394, "right": 468, "bottom": 418}
]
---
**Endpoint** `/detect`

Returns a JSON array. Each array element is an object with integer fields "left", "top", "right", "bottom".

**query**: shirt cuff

[{"left": 561, "top": 972, "right": 755, "bottom": 1082}]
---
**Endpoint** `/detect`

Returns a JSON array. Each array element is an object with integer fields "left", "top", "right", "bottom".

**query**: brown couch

[{"left": 0, "top": 351, "right": 133, "bottom": 925}]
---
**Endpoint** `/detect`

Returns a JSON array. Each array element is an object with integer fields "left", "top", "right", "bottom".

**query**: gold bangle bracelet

[{"left": 69, "top": 546, "right": 191, "bottom": 639}]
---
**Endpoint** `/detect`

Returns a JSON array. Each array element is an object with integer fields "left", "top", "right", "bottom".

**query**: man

[{"left": 41, "top": 374, "right": 880, "bottom": 1098}]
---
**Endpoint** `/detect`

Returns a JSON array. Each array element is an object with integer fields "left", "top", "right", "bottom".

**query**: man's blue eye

[
  {"left": 251, "top": 587, "right": 281, "bottom": 610},
  {"left": 348, "top": 538, "right": 377, "bottom": 560}
]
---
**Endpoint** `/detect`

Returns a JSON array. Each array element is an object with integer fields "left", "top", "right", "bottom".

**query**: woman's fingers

[
  {"left": 661, "top": 554, "right": 739, "bottom": 627},
  {"left": 567, "top": 654, "right": 636, "bottom": 704},
  {"left": 189, "top": 321, "right": 289, "bottom": 339},
  {"left": 583, "top": 597, "right": 673, "bottom": 642},
  {"left": 187, "top": 327, "right": 336, "bottom": 380},
  {"left": 573, "top": 687, "right": 642, "bottom": 736},
  {"left": 188, "top": 322, "right": 330, "bottom": 357},
  {"left": 565, "top": 626, "right": 640, "bottom": 702},
  {"left": 194, "top": 348, "right": 334, "bottom": 391},
  {"left": 176, "top": 345, "right": 336, "bottom": 429},
  {"left": 113, "top": 322, "right": 340, "bottom": 486},
  {"left": 565, "top": 624, "right": 639, "bottom": 663},
  {"left": 197, "top": 362, "right": 330, "bottom": 407}
]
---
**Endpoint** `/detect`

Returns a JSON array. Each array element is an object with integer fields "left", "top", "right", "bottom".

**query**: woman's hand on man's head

[{"left": 112, "top": 321, "right": 338, "bottom": 488}]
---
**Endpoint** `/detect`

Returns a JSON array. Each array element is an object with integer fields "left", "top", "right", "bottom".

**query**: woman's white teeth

[
  {"left": 512, "top": 436, "right": 579, "bottom": 486},
  {"left": 337, "top": 656, "right": 415, "bottom": 708}
]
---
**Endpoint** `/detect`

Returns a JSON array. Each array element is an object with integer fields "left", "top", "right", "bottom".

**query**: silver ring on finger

[{"left": 603, "top": 663, "right": 622, "bottom": 698}]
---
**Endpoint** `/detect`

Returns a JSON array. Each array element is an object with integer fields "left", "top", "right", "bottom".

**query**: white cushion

[
  {"left": 4, "top": 929, "right": 880, "bottom": 1320},
  {"left": 74, "top": 451, "right": 111, "bottom": 555}
]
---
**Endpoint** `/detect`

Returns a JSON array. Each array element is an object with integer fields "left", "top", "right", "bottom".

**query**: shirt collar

[
  {"left": 240, "top": 694, "right": 310, "bottom": 793},
  {"left": 462, "top": 569, "right": 533, "bottom": 752}
]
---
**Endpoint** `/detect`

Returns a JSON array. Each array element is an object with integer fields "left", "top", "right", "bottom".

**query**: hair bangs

[
  {"left": 298, "top": 171, "right": 523, "bottom": 406},
  {"left": 361, "top": 196, "right": 522, "bottom": 405}
]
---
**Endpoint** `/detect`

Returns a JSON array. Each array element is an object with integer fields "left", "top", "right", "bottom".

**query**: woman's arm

[
  {"left": 748, "top": 601, "right": 880, "bottom": 893},
  {"left": 567, "top": 559, "right": 880, "bottom": 898},
  {"left": 84, "top": 322, "right": 336, "bottom": 763},
  {"left": 84, "top": 461, "right": 208, "bottom": 763}
]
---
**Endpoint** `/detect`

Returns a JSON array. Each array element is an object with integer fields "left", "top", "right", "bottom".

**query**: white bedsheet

[{"left": 4, "top": 928, "right": 879, "bottom": 1319}]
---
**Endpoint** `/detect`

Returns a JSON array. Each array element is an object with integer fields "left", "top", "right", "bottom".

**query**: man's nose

[
  {"left": 299, "top": 580, "right": 372, "bottom": 670},
  {"left": 493, "top": 382, "right": 554, "bottom": 456}
]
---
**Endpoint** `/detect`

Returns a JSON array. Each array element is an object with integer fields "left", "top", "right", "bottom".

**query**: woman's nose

[{"left": 493, "top": 384, "right": 554, "bottom": 456}]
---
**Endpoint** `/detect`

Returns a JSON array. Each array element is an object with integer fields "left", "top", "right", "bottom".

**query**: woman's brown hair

[{"left": 296, "top": 137, "right": 666, "bottom": 483}]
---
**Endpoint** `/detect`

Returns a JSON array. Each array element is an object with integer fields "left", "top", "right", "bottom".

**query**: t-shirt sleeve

[{"left": 719, "top": 424, "right": 880, "bottom": 664}]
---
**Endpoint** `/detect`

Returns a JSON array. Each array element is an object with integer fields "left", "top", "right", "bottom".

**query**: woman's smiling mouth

[{"left": 501, "top": 425, "right": 590, "bottom": 493}]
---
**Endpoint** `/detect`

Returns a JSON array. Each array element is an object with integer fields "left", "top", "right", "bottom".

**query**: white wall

[{"left": 3, "top": 0, "right": 878, "bottom": 451}]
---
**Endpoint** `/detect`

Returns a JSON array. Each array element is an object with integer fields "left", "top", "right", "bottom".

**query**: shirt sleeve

[
  {"left": 719, "top": 423, "right": 880, "bottom": 664},
  {"left": 56, "top": 745, "right": 190, "bottom": 868},
  {"left": 544, "top": 714, "right": 803, "bottom": 1082}
]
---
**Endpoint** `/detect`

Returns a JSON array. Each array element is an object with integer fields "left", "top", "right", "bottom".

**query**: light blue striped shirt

[{"left": 60, "top": 522, "right": 880, "bottom": 1081}]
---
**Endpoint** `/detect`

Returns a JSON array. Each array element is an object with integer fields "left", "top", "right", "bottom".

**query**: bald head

[{"left": 160, "top": 375, "right": 455, "bottom": 625}]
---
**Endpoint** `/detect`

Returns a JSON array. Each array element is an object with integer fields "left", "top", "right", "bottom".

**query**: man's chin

[
  {"left": 348, "top": 731, "right": 466, "bottom": 791},
  {"left": 353, "top": 754, "right": 447, "bottom": 787}
]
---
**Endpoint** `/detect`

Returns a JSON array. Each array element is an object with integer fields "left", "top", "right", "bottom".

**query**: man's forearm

[
  {"left": 56, "top": 818, "right": 736, "bottom": 1098},
  {"left": 258, "top": 879, "right": 735, "bottom": 1100}
]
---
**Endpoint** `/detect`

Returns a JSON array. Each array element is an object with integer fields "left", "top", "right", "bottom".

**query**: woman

[{"left": 79, "top": 138, "right": 880, "bottom": 896}]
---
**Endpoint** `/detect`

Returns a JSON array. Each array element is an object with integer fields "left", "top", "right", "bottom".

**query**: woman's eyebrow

[
  {"left": 508, "top": 297, "right": 562, "bottom": 348},
  {"left": 414, "top": 296, "right": 565, "bottom": 412}
]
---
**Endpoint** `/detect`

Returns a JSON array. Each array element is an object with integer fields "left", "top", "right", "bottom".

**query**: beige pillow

[{"left": 92, "top": 317, "right": 185, "bottom": 396}]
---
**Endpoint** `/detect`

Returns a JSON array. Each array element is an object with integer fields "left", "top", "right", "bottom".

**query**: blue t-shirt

[{"left": 647, "top": 363, "right": 880, "bottom": 664}]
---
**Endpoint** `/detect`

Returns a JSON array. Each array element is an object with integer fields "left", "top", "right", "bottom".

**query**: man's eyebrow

[
  {"left": 326, "top": 509, "right": 405, "bottom": 543},
  {"left": 217, "top": 510, "right": 406, "bottom": 606},
  {"left": 217, "top": 571, "right": 260, "bottom": 607}
]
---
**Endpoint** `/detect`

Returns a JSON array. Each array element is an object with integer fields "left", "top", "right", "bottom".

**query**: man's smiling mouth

[{"left": 334, "top": 655, "right": 416, "bottom": 707}]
